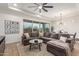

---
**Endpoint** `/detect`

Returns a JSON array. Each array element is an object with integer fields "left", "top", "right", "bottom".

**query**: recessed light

[{"left": 13, "top": 3, "right": 17, "bottom": 6}]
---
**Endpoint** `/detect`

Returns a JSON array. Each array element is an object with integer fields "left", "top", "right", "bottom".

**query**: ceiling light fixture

[{"left": 38, "top": 6, "right": 42, "bottom": 9}]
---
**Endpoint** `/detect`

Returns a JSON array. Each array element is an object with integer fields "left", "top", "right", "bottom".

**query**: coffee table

[{"left": 29, "top": 39, "right": 43, "bottom": 51}]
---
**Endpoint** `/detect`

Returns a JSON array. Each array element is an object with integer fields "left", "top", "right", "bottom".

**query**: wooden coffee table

[{"left": 29, "top": 39, "right": 43, "bottom": 51}]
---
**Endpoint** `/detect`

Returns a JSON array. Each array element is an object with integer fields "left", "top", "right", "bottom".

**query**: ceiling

[{"left": 0, "top": 3, "right": 79, "bottom": 21}]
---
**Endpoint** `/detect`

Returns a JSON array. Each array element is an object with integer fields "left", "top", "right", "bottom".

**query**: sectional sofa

[{"left": 21, "top": 32, "right": 76, "bottom": 56}]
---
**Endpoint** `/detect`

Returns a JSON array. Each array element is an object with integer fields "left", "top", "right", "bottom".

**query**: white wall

[
  {"left": 0, "top": 13, "right": 23, "bottom": 44},
  {"left": 0, "top": 13, "right": 51, "bottom": 44},
  {"left": 52, "top": 14, "right": 79, "bottom": 38}
]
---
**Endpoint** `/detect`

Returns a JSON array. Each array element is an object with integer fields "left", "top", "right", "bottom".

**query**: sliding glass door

[{"left": 23, "top": 20, "right": 50, "bottom": 34}]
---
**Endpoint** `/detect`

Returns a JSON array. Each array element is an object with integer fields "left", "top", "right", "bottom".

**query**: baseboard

[{"left": 5, "top": 41, "right": 21, "bottom": 45}]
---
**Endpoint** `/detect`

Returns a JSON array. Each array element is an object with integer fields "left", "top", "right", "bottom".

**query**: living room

[{"left": 0, "top": 3, "right": 79, "bottom": 56}]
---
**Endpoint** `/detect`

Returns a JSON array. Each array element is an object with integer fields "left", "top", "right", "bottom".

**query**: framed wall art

[{"left": 4, "top": 20, "right": 19, "bottom": 34}]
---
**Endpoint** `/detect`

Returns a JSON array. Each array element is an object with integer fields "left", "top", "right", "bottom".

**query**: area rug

[{"left": 17, "top": 43, "right": 54, "bottom": 56}]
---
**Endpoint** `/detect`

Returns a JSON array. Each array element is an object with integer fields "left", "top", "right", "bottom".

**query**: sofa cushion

[
  {"left": 60, "top": 34, "right": 70, "bottom": 38},
  {"left": 50, "top": 33, "right": 59, "bottom": 39},
  {"left": 30, "top": 32, "right": 39, "bottom": 37},
  {"left": 44, "top": 32, "right": 51, "bottom": 37}
]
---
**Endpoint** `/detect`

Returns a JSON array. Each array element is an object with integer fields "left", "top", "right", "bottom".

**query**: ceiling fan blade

[
  {"left": 28, "top": 6, "right": 37, "bottom": 8},
  {"left": 43, "top": 3, "right": 47, "bottom": 5},
  {"left": 34, "top": 3, "right": 40, "bottom": 6},
  {"left": 34, "top": 7, "right": 38, "bottom": 11},
  {"left": 39, "top": 9, "right": 41, "bottom": 13},
  {"left": 43, "top": 6, "right": 53, "bottom": 8},
  {"left": 42, "top": 8, "right": 48, "bottom": 12}
]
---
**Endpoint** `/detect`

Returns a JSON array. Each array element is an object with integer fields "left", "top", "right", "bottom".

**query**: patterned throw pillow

[{"left": 60, "top": 36, "right": 67, "bottom": 42}]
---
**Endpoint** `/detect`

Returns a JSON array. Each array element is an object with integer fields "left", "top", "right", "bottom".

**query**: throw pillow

[
  {"left": 70, "top": 36, "right": 73, "bottom": 38},
  {"left": 24, "top": 33, "right": 30, "bottom": 39},
  {"left": 60, "top": 36, "right": 67, "bottom": 42},
  {"left": 39, "top": 32, "right": 44, "bottom": 37}
]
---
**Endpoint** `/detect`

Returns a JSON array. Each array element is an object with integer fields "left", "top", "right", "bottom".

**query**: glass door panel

[
  {"left": 33, "top": 22, "right": 39, "bottom": 32},
  {"left": 39, "top": 23, "right": 43, "bottom": 32},
  {"left": 44, "top": 23, "right": 50, "bottom": 32},
  {"left": 23, "top": 22, "right": 32, "bottom": 33}
]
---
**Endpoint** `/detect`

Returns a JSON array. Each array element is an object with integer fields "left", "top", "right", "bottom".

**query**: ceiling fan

[{"left": 28, "top": 3, "right": 53, "bottom": 13}]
